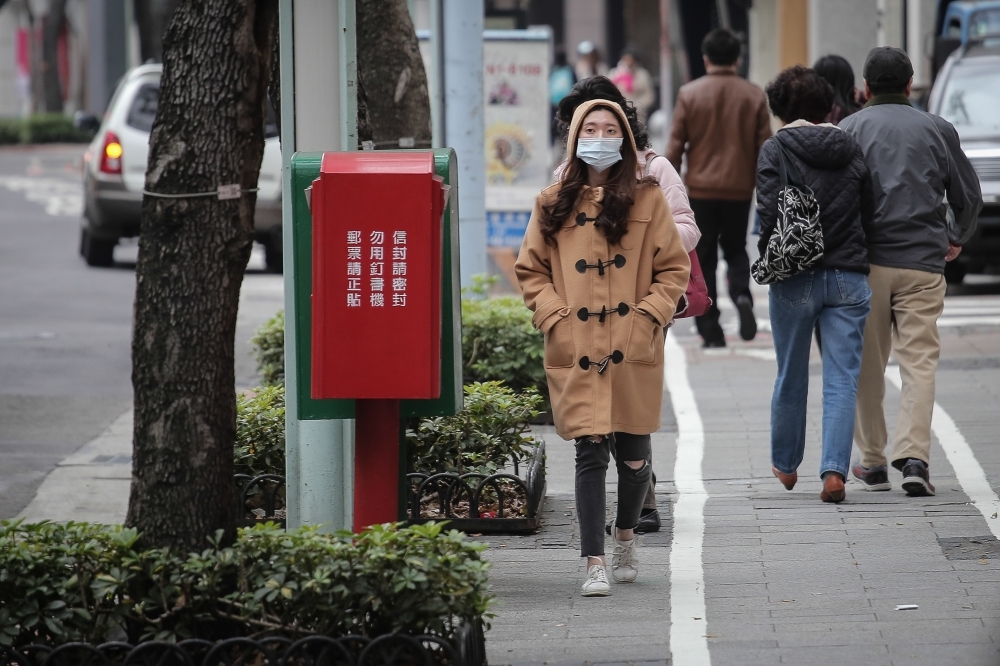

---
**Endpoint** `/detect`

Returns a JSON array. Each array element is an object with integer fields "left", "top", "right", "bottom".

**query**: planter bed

[
  {"left": 0, "top": 622, "right": 485, "bottom": 666},
  {"left": 406, "top": 442, "right": 545, "bottom": 534}
]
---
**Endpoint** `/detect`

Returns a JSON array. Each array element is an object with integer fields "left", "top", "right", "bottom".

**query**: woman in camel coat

[{"left": 515, "top": 99, "right": 689, "bottom": 597}]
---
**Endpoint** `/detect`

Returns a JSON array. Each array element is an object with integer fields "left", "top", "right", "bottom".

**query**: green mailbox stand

[{"left": 290, "top": 149, "right": 463, "bottom": 524}]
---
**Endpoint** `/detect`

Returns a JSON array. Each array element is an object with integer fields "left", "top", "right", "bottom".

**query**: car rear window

[{"left": 127, "top": 83, "right": 159, "bottom": 133}]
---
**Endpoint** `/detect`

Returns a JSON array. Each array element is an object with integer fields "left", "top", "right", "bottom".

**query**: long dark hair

[
  {"left": 813, "top": 55, "right": 859, "bottom": 118},
  {"left": 540, "top": 104, "right": 652, "bottom": 247},
  {"left": 556, "top": 76, "right": 650, "bottom": 149}
]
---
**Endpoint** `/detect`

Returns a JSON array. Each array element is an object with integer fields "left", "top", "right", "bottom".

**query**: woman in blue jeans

[{"left": 756, "top": 65, "right": 875, "bottom": 502}]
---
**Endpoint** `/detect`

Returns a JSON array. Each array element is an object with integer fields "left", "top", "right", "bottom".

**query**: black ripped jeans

[{"left": 575, "top": 433, "right": 652, "bottom": 558}]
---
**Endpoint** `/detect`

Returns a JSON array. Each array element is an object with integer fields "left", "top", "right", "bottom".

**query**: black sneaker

[
  {"left": 736, "top": 294, "right": 757, "bottom": 341},
  {"left": 900, "top": 458, "right": 936, "bottom": 497},
  {"left": 637, "top": 508, "right": 661, "bottom": 533},
  {"left": 702, "top": 337, "right": 726, "bottom": 349},
  {"left": 851, "top": 461, "right": 891, "bottom": 491},
  {"left": 605, "top": 509, "right": 661, "bottom": 535}
]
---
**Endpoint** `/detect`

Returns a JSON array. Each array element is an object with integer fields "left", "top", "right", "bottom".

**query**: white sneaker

[
  {"left": 581, "top": 564, "right": 611, "bottom": 596},
  {"left": 611, "top": 531, "right": 638, "bottom": 583}
]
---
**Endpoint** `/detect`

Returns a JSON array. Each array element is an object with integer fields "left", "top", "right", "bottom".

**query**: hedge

[{"left": 0, "top": 520, "right": 491, "bottom": 647}]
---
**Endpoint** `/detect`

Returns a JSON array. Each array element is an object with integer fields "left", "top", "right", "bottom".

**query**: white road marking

[
  {"left": 0, "top": 175, "right": 83, "bottom": 217},
  {"left": 886, "top": 366, "right": 1000, "bottom": 538},
  {"left": 665, "top": 330, "right": 711, "bottom": 666}
]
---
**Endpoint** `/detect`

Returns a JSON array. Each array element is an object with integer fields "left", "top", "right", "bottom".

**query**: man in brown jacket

[{"left": 668, "top": 28, "right": 772, "bottom": 347}]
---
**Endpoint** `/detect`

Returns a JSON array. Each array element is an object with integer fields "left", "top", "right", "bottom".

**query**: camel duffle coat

[{"left": 515, "top": 99, "right": 690, "bottom": 440}]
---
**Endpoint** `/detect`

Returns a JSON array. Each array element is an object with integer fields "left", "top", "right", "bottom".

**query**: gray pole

[
  {"left": 429, "top": 0, "right": 445, "bottom": 149},
  {"left": 660, "top": 0, "right": 674, "bottom": 132},
  {"left": 443, "top": 0, "right": 486, "bottom": 286},
  {"left": 281, "top": 0, "right": 357, "bottom": 532}
]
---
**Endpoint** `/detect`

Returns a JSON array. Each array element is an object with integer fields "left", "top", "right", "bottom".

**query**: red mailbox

[
  {"left": 310, "top": 151, "right": 449, "bottom": 530},
  {"left": 311, "top": 152, "right": 447, "bottom": 399}
]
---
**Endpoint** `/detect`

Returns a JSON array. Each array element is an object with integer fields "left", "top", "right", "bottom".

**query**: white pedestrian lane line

[
  {"left": 665, "top": 331, "right": 711, "bottom": 666},
  {"left": 886, "top": 365, "right": 1000, "bottom": 538},
  {"left": 0, "top": 175, "right": 83, "bottom": 217}
]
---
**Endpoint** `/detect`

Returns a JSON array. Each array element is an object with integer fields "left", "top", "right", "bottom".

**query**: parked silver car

[
  {"left": 77, "top": 64, "right": 283, "bottom": 271},
  {"left": 928, "top": 41, "right": 1000, "bottom": 283}
]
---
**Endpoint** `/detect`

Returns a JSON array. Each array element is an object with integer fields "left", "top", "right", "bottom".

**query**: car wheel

[
  {"left": 944, "top": 261, "right": 966, "bottom": 285},
  {"left": 264, "top": 234, "right": 283, "bottom": 273},
  {"left": 80, "top": 227, "right": 116, "bottom": 267}
]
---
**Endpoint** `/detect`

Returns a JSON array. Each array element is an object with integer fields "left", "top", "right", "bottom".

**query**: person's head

[
  {"left": 554, "top": 47, "right": 568, "bottom": 68},
  {"left": 862, "top": 46, "right": 914, "bottom": 97},
  {"left": 619, "top": 49, "right": 638, "bottom": 69},
  {"left": 701, "top": 28, "right": 742, "bottom": 68},
  {"left": 765, "top": 65, "right": 835, "bottom": 124},
  {"left": 577, "top": 40, "right": 599, "bottom": 64},
  {"left": 556, "top": 75, "right": 650, "bottom": 149},
  {"left": 813, "top": 54, "right": 858, "bottom": 111},
  {"left": 541, "top": 100, "right": 649, "bottom": 246}
]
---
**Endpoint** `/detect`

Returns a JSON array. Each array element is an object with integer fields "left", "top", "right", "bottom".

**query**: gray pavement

[{"left": 481, "top": 276, "right": 1000, "bottom": 666}]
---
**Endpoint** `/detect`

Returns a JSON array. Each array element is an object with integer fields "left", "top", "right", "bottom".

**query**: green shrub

[
  {"left": 20, "top": 114, "right": 90, "bottom": 144},
  {"left": 250, "top": 310, "right": 285, "bottom": 386},
  {"left": 461, "top": 289, "right": 545, "bottom": 400},
  {"left": 0, "top": 520, "right": 491, "bottom": 647},
  {"left": 0, "top": 119, "right": 22, "bottom": 145},
  {"left": 407, "top": 381, "right": 543, "bottom": 475},
  {"left": 235, "top": 385, "right": 285, "bottom": 477}
]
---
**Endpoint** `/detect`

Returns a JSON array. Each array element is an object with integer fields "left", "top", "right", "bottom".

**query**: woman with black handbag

[{"left": 754, "top": 66, "right": 875, "bottom": 503}]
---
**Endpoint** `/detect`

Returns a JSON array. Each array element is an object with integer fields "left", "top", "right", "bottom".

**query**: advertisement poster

[{"left": 482, "top": 29, "right": 552, "bottom": 274}]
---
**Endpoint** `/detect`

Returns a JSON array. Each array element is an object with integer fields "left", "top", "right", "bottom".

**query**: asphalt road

[{"left": 0, "top": 144, "right": 283, "bottom": 519}]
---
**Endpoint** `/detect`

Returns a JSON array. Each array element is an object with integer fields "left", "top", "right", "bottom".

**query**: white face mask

[{"left": 576, "top": 138, "right": 623, "bottom": 173}]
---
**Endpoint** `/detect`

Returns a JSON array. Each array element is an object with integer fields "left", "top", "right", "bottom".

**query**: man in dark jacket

[
  {"left": 667, "top": 28, "right": 772, "bottom": 347},
  {"left": 842, "top": 47, "right": 982, "bottom": 497}
]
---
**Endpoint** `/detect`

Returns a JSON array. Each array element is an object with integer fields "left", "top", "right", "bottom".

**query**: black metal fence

[
  {"left": 232, "top": 443, "right": 546, "bottom": 534},
  {"left": 0, "top": 623, "right": 486, "bottom": 666},
  {"left": 406, "top": 443, "right": 545, "bottom": 533},
  {"left": 234, "top": 473, "right": 286, "bottom": 528}
]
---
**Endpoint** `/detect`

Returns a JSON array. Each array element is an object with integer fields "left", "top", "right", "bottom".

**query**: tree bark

[
  {"left": 356, "top": 0, "right": 431, "bottom": 148},
  {"left": 41, "top": 0, "right": 67, "bottom": 113},
  {"left": 134, "top": 0, "right": 183, "bottom": 63},
  {"left": 127, "top": 0, "right": 277, "bottom": 552}
]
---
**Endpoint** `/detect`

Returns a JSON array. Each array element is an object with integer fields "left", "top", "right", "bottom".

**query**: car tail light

[{"left": 100, "top": 131, "right": 123, "bottom": 175}]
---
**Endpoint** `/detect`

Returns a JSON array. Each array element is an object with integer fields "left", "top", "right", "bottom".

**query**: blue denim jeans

[{"left": 769, "top": 269, "right": 871, "bottom": 480}]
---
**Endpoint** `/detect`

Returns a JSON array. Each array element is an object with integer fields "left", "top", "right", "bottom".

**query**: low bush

[
  {"left": 234, "top": 384, "right": 285, "bottom": 477},
  {"left": 0, "top": 520, "right": 491, "bottom": 647},
  {"left": 23, "top": 114, "right": 91, "bottom": 143},
  {"left": 407, "top": 381, "right": 543, "bottom": 475},
  {"left": 0, "top": 119, "right": 22, "bottom": 145},
  {"left": 461, "top": 278, "right": 546, "bottom": 402},
  {"left": 250, "top": 310, "right": 285, "bottom": 386}
]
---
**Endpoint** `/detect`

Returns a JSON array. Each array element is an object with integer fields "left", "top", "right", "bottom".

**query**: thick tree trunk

[
  {"left": 127, "top": 0, "right": 277, "bottom": 552},
  {"left": 356, "top": 0, "right": 431, "bottom": 148},
  {"left": 41, "top": 0, "right": 67, "bottom": 113},
  {"left": 134, "top": 0, "right": 182, "bottom": 63}
]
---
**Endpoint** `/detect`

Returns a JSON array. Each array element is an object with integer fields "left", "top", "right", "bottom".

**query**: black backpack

[{"left": 751, "top": 136, "right": 824, "bottom": 285}]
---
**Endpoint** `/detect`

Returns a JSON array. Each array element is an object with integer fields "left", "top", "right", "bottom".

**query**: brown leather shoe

[
  {"left": 820, "top": 473, "right": 846, "bottom": 503},
  {"left": 772, "top": 466, "right": 797, "bottom": 491}
]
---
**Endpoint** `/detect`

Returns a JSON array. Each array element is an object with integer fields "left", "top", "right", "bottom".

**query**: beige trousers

[{"left": 854, "top": 264, "right": 946, "bottom": 469}]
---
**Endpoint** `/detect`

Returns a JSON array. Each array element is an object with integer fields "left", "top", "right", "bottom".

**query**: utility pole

[
  {"left": 279, "top": 0, "right": 358, "bottom": 532},
  {"left": 443, "top": 0, "right": 486, "bottom": 287}
]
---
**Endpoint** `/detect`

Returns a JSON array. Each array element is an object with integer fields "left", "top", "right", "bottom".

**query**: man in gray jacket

[{"left": 842, "top": 47, "right": 982, "bottom": 496}]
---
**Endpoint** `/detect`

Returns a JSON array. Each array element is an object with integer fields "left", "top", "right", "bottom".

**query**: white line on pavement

[
  {"left": 665, "top": 331, "right": 711, "bottom": 666},
  {"left": 886, "top": 366, "right": 1000, "bottom": 538}
]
